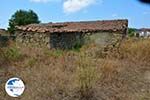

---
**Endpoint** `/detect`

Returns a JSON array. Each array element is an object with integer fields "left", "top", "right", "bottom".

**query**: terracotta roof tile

[{"left": 16, "top": 19, "right": 128, "bottom": 33}]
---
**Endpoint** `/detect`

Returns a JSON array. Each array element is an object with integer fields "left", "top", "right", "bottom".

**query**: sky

[{"left": 0, "top": 0, "right": 150, "bottom": 29}]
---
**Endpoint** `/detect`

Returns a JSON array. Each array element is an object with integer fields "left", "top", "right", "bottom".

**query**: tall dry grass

[
  {"left": 0, "top": 38, "right": 150, "bottom": 100},
  {"left": 116, "top": 38, "right": 150, "bottom": 65},
  {"left": 75, "top": 52, "right": 98, "bottom": 100}
]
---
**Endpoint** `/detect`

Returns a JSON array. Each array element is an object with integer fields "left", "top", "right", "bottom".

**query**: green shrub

[
  {"left": 72, "top": 38, "right": 83, "bottom": 52},
  {"left": 3, "top": 46, "right": 22, "bottom": 61},
  {"left": 73, "top": 42, "right": 82, "bottom": 52},
  {"left": 128, "top": 28, "right": 136, "bottom": 37},
  {"left": 44, "top": 49, "right": 64, "bottom": 58}
]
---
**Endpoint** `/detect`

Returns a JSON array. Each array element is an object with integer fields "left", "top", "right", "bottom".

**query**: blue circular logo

[{"left": 5, "top": 77, "right": 25, "bottom": 97}]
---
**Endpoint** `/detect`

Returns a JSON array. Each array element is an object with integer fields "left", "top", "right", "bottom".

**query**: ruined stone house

[{"left": 16, "top": 19, "right": 128, "bottom": 49}]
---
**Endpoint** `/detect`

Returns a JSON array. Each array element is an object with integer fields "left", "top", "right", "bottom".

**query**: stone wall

[
  {"left": 84, "top": 32, "right": 123, "bottom": 47},
  {"left": 15, "top": 31, "right": 123, "bottom": 49},
  {"left": 50, "top": 32, "right": 123, "bottom": 49},
  {"left": 16, "top": 31, "right": 50, "bottom": 48}
]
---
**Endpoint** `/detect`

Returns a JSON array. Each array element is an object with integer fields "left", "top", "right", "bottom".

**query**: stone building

[{"left": 16, "top": 19, "right": 128, "bottom": 49}]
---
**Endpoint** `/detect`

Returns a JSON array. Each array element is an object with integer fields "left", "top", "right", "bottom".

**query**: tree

[
  {"left": 128, "top": 28, "right": 136, "bottom": 37},
  {"left": 8, "top": 9, "right": 40, "bottom": 34}
]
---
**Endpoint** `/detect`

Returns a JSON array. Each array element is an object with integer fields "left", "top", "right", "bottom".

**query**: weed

[
  {"left": 0, "top": 45, "right": 22, "bottom": 63},
  {"left": 27, "top": 57, "right": 37, "bottom": 67},
  {"left": 76, "top": 53, "right": 97, "bottom": 99},
  {"left": 44, "top": 49, "right": 64, "bottom": 58}
]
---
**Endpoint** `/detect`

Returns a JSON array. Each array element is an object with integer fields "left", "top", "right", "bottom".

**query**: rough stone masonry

[{"left": 15, "top": 19, "right": 128, "bottom": 49}]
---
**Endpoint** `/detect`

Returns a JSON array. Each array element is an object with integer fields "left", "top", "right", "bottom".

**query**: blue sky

[{"left": 0, "top": 0, "right": 150, "bottom": 29}]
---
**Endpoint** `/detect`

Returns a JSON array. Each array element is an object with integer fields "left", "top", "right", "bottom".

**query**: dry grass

[
  {"left": 119, "top": 38, "right": 150, "bottom": 64},
  {"left": 0, "top": 38, "right": 150, "bottom": 100}
]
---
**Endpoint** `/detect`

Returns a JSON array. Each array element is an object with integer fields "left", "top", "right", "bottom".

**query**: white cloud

[
  {"left": 63, "top": 0, "right": 97, "bottom": 14},
  {"left": 30, "top": 0, "right": 101, "bottom": 14}
]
